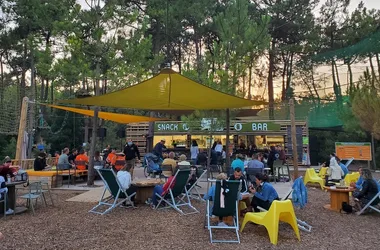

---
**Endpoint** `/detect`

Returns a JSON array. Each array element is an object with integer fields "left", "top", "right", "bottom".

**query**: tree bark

[
  {"left": 248, "top": 63, "right": 252, "bottom": 99},
  {"left": 0, "top": 55, "right": 4, "bottom": 110},
  {"left": 268, "top": 39, "right": 275, "bottom": 120}
]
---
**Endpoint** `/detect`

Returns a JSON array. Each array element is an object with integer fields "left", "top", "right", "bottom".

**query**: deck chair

[
  {"left": 356, "top": 183, "right": 380, "bottom": 215},
  {"left": 344, "top": 157, "right": 354, "bottom": 169},
  {"left": 206, "top": 180, "right": 241, "bottom": 244},
  {"left": 187, "top": 169, "right": 207, "bottom": 201},
  {"left": 89, "top": 168, "right": 136, "bottom": 215},
  {"left": 303, "top": 168, "right": 324, "bottom": 189},
  {"left": 155, "top": 169, "right": 198, "bottom": 215},
  {"left": 241, "top": 200, "right": 300, "bottom": 245}
]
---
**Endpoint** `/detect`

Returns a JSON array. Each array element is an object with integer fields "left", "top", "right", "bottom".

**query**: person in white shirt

[
  {"left": 325, "top": 153, "right": 344, "bottom": 186},
  {"left": 116, "top": 164, "right": 137, "bottom": 205},
  {"left": 190, "top": 140, "right": 199, "bottom": 161}
]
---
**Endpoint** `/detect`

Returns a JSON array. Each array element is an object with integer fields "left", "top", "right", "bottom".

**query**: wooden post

[
  {"left": 87, "top": 107, "right": 99, "bottom": 186},
  {"left": 225, "top": 108, "right": 230, "bottom": 168},
  {"left": 290, "top": 99, "right": 299, "bottom": 179},
  {"left": 15, "top": 97, "right": 29, "bottom": 164},
  {"left": 371, "top": 133, "right": 376, "bottom": 170}
]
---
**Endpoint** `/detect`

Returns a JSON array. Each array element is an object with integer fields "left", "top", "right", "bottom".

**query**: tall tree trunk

[
  {"left": 248, "top": 63, "right": 252, "bottom": 99},
  {"left": 286, "top": 53, "right": 294, "bottom": 99},
  {"left": 268, "top": 39, "right": 275, "bottom": 120},
  {"left": 20, "top": 39, "right": 27, "bottom": 101},
  {"left": 376, "top": 53, "right": 380, "bottom": 76},
  {"left": 347, "top": 62, "right": 354, "bottom": 94},
  {"left": 369, "top": 55, "right": 378, "bottom": 85},
  {"left": 40, "top": 78, "right": 45, "bottom": 101},
  {"left": 0, "top": 55, "right": 4, "bottom": 110},
  {"left": 50, "top": 80, "right": 54, "bottom": 103},
  {"left": 281, "top": 60, "right": 287, "bottom": 101}
]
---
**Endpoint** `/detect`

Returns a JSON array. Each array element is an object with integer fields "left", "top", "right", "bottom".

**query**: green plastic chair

[
  {"left": 155, "top": 169, "right": 198, "bottom": 215},
  {"left": 89, "top": 168, "right": 136, "bottom": 215},
  {"left": 206, "top": 180, "right": 241, "bottom": 244}
]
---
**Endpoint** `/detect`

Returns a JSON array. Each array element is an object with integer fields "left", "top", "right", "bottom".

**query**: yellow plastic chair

[
  {"left": 317, "top": 167, "right": 328, "bottom": 179},
  {"left": 241, "top": 200, "right": 300, "bottom": 245},
  {"left": 303, "top": 168, "right": 324, "bottom": 189},
  {"left": 344, "top": 172, "right": 360, "bottom": 186}
]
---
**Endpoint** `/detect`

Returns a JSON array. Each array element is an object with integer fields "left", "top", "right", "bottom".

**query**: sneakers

[
  {"left": 145, "top": 198, "right": 152, "bottom": 205},
  {"left": 217, "top": 221, "right": 228, "bottom": 227},
  {"left": 5, "top": 208, "right": 14, "bottom": 215}
]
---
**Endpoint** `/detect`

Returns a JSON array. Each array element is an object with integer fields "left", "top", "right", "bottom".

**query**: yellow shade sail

[
  {"left": 59, "top": 69, "right": 266, "bottom": 110},
  {"left": 46, "top": 105, "right": 164, "bottom": 123}
]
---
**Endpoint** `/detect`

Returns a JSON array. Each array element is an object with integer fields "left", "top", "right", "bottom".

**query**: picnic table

[{"left": 324, "top": 186, "right": 355, "bottom": 212}]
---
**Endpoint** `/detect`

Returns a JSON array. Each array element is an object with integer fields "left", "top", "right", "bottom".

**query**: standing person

[
  {"left": 267, "top": 146, "right": 278, "bottom": 174},
  {"left": 190, "top": 140, "right": 199, "bottom": 162},
  {"left": 68, "top": 149, "right": 78, "bottom": 165},
  {"left": 153, "top": 139, "right": 166, "bottom": 158},
  {"left": 123, "top": 138, "right": 141, "bottom": 171},
  {"left": 215, "top": 141, "right": 223, "bottom": 155},
  {"left": 248, "top": 143, "right": 257, "bottom": 156},
  {"left": 196, "top": 149, "right": 207, "bottom": 166}
]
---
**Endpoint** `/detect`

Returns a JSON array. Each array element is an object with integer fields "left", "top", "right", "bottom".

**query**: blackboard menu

[{"left": 287, "top": 126, "right": 303, "bottom": 162}]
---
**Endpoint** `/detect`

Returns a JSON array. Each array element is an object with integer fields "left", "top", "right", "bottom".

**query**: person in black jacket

[
  {"left": 353, "top": 168, "right": 379, "bottom": 212},
  {"left": 123, "top": 139, "right": 140, "bottom": 178},
  {"left": 267, "top": 146, "right": 279, "bottom": 174},
  {"left": 34, "top": 152, "right": 47, "bottom": 171}
]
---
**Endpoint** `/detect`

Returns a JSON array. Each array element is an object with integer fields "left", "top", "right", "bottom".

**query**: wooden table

[
  {"left": 324, "top": 186, "right": 354, "bottom": 212},
  {"left": 5, "top": 181, "right": 28, "bottom": 214},
  {"left": 132, "top": 179, "right": 165, "bottom": 204}
]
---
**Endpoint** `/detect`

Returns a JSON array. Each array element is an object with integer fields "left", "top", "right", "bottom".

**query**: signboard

[
  {"left": 232, "top": 122, "right": 281, "bottom": 132},
  {"left": 302, "top": 136, "right": 309, "bottom": 145},
  {"left": 335, "top": 142, "right": 372, "bottom": 161},
  {"left": 154, "top": 121, "right": 281, "bottom": 133}
]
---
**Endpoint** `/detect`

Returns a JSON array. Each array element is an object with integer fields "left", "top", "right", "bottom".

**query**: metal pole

[
  {"left": 290, "top": 99, "right": 299, "bottom": 179},
  {"left": 225, "top": 108, "right": 230, "bottom": 168},
  {"left": 87, "top": 107, "right": 98, "bottom": 186}
]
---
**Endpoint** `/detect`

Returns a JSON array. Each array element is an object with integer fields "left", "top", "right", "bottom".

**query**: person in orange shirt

[
  {"left": 114, "top": 152, "right": 126, "bottom": 171},
  {"left": 75, "top": 149, "right": 89, "bottom": 170},
  {"left": 54, "top": 151, "right": 60, "bottom": 166},
  {"left": 106, "top": 148, "right": 117, "bottom": 167}
]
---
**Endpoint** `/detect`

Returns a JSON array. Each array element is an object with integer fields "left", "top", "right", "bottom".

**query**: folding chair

[
  {"left": 356, "top": 190, "right": 380, "bottom": 215},
  {"left": 187, "top": 169, "right": 207, "bottom": 201},
  {"left": 19, "top": 182, "right": 43, "bottom": 216},
  {"left": 206, "top": 180, "right": 241, "bottom": 244},
  {"left": 89, "top": 168, "right": 136, "bottom": 215},
  {"left": 155, "top": 169, "right": 198, "bottom": 215}
]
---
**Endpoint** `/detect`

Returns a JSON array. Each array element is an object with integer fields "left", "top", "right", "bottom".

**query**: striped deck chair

[
  {"left": 187, "top": 169, "right": 207, "bottom": 201},
  {"left": 89, "top": 168, "right": 136, "bottom": 215},
  {"left": 206, "top": 180, "right": 241, "bottom": 244},
  {"left": 155, "top": 169, "right": 198, "bottom": 215}
]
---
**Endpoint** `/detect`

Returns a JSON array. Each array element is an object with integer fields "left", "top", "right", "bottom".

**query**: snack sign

[{"left": 335, "top": 142, "right": 372, "bottom": 161}]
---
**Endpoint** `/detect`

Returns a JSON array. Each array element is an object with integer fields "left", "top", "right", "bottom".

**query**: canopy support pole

[
  {"left": 225, "top": 108, "right": 231, "bottom": 168},
  {"left": 15, "top": 97, "right": 29, "bottom": 165},
  {"left": 87, "top": 107, "right": 99, "bottom": 186},
  {"left": 290, "top": 99, "right": 299, "bottom": 179}
]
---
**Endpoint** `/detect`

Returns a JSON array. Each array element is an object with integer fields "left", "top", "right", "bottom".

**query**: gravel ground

[{"left": 1, "top": 183, "right": 380, "bottom": 250}]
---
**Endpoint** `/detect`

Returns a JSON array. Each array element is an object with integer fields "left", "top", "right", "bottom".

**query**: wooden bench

[{"left": 25, "top": 169, "right": 88, "bottom": 188}]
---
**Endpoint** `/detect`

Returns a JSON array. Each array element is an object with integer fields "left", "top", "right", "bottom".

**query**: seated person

[
  {"left": 186, "top": 166, "right": 198, "bottom": 190},
  {"left": 114, "top": 152, "right": 126, "bottom": 171},
  {"left": 58, "top": 148, "right": 74, "bottom": 169},
  {"left": 231, "top": 154, "right": 245, "bottom": 170},
  {"left": 162, "top": 152, "right": 177, "bottom": 172},
  {"left": 0, "top": 157, "right": 17, "bottom": 181},
  {"left": 0, "top": 175, "right": 14, "bottom": 215},
  {"left": 116, "top": 163, "right": 137, "bottom": 205},
  {"left": 34, "top": 152, "right": 47, "bottom": 171},
  {"left": 336, "top": 157, "right": 348, "bottom": 178},
  {"left": 149, "top": 169, "right": 177, "bottom": 208},
  {"left": 177, "top": 154, "right": 191, "bottom": 169},
  {"left": 353, "top": 169, "right": 379, "bottom": 212},
  {"left": 247, "top": 153, "right": 264, "bottom": 181},
  {"left": 351, "top": 167, "right": 380, "bottom": 190},
  {"left": 105, "top": 148, "right": 117, "bottom": 168},
  {"left": 75, "top": 149, "right": 89, "bottom": 170},
  {"left": 249, "top": 173, "right": 279, "bottom": 212},
  {"left": 204, "top": 173, "right": 243, "bottom": 227},
  {"left": 325, "top": 153, "right": 344, "bottom": 186},
  {"left": 229, "top": 167, "right": 247, "bottom": 193}
]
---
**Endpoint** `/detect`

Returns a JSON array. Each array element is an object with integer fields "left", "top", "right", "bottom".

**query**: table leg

[
  {"left": 325, "top": 191, "right": 350, "bottom": 212},
  {"left": 7, "top": 186, "right": 16, "bottom": 210}
]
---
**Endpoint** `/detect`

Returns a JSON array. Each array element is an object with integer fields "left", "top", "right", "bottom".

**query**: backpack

[{"left": 341, "top": 202, "right": 353, "bottom": 213}]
